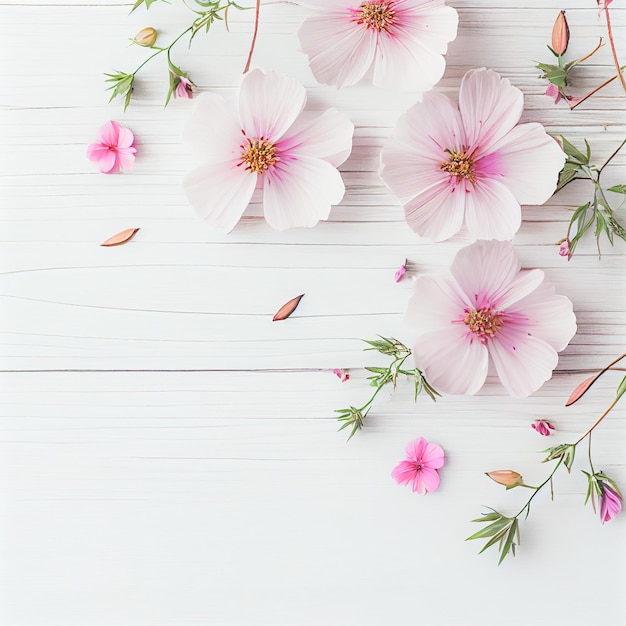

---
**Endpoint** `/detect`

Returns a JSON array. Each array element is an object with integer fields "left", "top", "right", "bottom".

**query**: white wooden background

[{"left": 1, "top": 1, "right": 625, "bottom": 624}]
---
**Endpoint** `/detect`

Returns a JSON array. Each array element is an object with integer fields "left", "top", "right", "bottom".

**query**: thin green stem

[
  {"left": 131, "top": 27, "right": 193, "bottom": 76},
  {"left": 599, "top": 138, "right": 626, "bottom": 175},
  {"left": 515, "top": 457, "right": 564, "bottom": 519},
  {"left": 574, "top": 395, "right": 621, "bottom": 446}
]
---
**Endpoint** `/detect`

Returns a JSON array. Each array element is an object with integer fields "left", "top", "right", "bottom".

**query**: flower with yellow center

[
  {"left": 358, "top": 1, "right": 396, "bottom": 32},
  {"left": 240, "top": 138, "right": 278, "bottom": 174},
  {"left": 441, "top": 150, "right": 476, "bottom": 184}
]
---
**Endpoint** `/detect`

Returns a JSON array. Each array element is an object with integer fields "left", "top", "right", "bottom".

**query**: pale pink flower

[
  {"left": 183, "top": 69, "right": 354, "bottom": 231},
  {"left": 391, "top": 437, "right": 444, "bottom": 494},
  {"left": 175, "top": 76, "right": 194, "bottom": 99},
  {"left": 380, "top": 68, "right": 566, "bottom": 242},
  {"left": 332, "top": 368, "right": 350, "bottom": 382},
  {"left": 86, "top": 120, "right": 136, "bottom": 174},
  {"left": 600, "top": 483, "right": 622, "bottom": 524},
  {"left": 394, "top": 260, "right": 407, "bottom": 282},
  {"left": 546, "top": 83, "right": 561, "bottom": 104},
  {"left": 405, "top": 240, "right": 577, "bottom": 398},
  {"left": 531, "top": 419, "right": 555, "bottom": 436},
  {"left": 298, "top": 0, "right": 458, "bottom": 92}
]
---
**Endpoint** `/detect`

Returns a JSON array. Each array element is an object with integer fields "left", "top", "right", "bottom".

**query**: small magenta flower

[
  {"left": 391, "top": 438, "right": 444, "bottom": 495},
  {"left": 332, "top": 368, "right": 350, "bottom": 382},
  {"left": 531, "top": 419, "right": 555, "bottom": 436},
  {"left": 87, "top": 120, "right": 137, "bottom": 174},
  {"left": 559, "top": 238, "right": 573, "bottom": 260},
  {"left": 600, "top": 483, "right": 622, "bottom": 524},
  {"left": 175, "top": 76, "right": 194, "bottom": 99},
  {"left": 394, "top": 260, "right": 407, "bottom": 283}
]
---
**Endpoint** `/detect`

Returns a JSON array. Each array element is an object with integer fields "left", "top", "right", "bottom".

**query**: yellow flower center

[
  {"left": 441, "top": 150, "right": 477, "bottom": 184},
  {"left": 464, "top": 308, "right": 503, "bottom": 340},
  {"left": 358, "top": 1, "right": 396, "bottom": 31},
  {"left": 241, "top": 138, "right": 278, "bottom": 174}
]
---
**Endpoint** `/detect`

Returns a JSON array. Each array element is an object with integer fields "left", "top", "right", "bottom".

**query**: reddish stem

[
  {"left": 243, "top": 0, "right": 261, "bottom": 74},
  {"left": 602, "top": 1, "right": 626, "bottom": 92},
  {"left": 568, "top": 70, "right": 621, "bottom": 109}
]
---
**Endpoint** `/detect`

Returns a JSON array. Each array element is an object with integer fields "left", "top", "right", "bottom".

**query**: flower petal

[
  {"left": 422, "top": 442, "right": 445, "bottom": 470},
  {"left": 405, "top": 275, "right": 471, "bottom": 333},
  {"left": 418, "top": 467, "right": 441, "bottom": 494},
  {"left": 450, "top": 240, "right": 521, "bottom": 309},
  {"left": 459, "top": 69, "right": 523, "bottom": 153},
  {"left": 413, "top": 326, "right": 489, "bottom": 395},
  {"left": 97, "top": 120, "right": 121, "bottom": 146},
  {"left": 402, "top": 178, "right": 466, "bottom": 242},
  {"left": 298, "top": 12, "right": 377, "bottom": 89},
  {"left": 87, "top": 145, "right": 117, "bottom": 173},
  {"left": 495, "top": 269, "right": 545, "bottom": 310},
  {"left": 507, "top": 281, "right": 577, "bottom": 351},
  {"left": 116, "top": 125, "right": 135, "bottom": 149},
  {"left": 183, "top": 160, "right": 257, "bottom": 231},
  {"left": 275, "top": 108, "right": 354, "bottom": 167},
  {"left": 393, "top": 3, "right": 459, "bottom": 55},
  {"left": 263, "top": 156, "right": 344, "bottom": 230},
  {"left": 238, "top": 69, "right": 306, "bottom": 141},
  {"left": 391, "top": 459, "right": 417, "bottom": 486},
  {"left": 405, "top": 437, "right": 428, "bottom": 462},
  {"left": 372, "top": 29, "right": 446, "bottom": 93},
  {"left": 115, "top": 148, "right": 136, "bottom": 172},
  {"left": 183, "top": 92, "right": 243, "bottom": 164},
  {"left": 485, "top": 123, "right": 566, "bottom": 205},
  {"left": 464, "top": 177, "right": 521, "bottom": 240},
  {"left": 489, "top": 328, "right": 559, "bottom": 398}
]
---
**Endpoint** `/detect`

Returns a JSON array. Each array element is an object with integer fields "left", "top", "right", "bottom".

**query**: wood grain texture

[{"left": 0, "top": 1, "right": 625, "bottom": 624}]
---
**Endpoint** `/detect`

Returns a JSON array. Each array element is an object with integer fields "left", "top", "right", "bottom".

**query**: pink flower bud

[
  {"left": 551, "top": 11, "right": 570, "bottom": 56},
  {"left": 486, "top": 470, "right": 522, "bottom": 488},
  {"left": 531, "top": 419, "right": 555, "bottom": 436},
  {"left": 600, "top": 483, "right": 622, "bottom": 524},
  {"left": 175, "top": 76, "right": 194, "bottom": 99},
  {"left": 545, "top": 83, "right": 561, "bottom": 104},
  {"left": 559, "top": 238, "right": 572, "bottom": 260},
  {"left": 332, "top": 368, "right": 350, "bottom": 382},
  {"left": 394, "top": 261, "right": 407, "bottom": 283}
]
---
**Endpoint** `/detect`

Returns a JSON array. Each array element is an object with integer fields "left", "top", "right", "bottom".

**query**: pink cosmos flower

[
  {"left": 183, "top": 69, "right": 354, "bottom": 231},
  {"left": 531, "top": 419, "right": 555, "bottom": 436},
  {"left": 600, "top": 483, "right": 622, "bottom": 524},
  {"left": 406, "top": 240, "right": 577, "bottom": 398},
  {"left": 86, "top": 120, "right": 136, "bottom": 174},
  {"left": 391, "top": 437, "right": 445, "bottom": 494},
  {"left": 175, "top": 76, "right": 194, "bottom": 99},
  {"left": 298, "top": 0, "right": 458, "bottom": 92},
  {"left": 380, "top": 68, "right": 566, "bottom": 242}
]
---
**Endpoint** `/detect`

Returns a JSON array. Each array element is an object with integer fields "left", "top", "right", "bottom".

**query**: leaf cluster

[{"left": 467, "top": 509, "right": 520, "bottom": 566}]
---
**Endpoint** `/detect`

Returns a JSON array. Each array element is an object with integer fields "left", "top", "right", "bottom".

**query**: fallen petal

[
  {"left": 100, "top": 228, "right": 140, "bottom": 247},
  {"left": 273, "top": 294, "right": 304, "bottom": 321}
]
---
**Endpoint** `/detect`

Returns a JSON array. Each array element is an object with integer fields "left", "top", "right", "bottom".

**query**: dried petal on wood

[
  {"left": 100, "top": 228, "right": 140, "bottom": 247},
  {"left": 272, "top": 294, "right": 304, "bottom": 321}
]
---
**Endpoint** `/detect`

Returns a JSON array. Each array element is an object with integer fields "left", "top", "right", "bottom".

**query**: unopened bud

[
  {"left": 133, "top": 27, "right": 158, "bottom": 48},
  {"left": 486, "top": 470, "right": 522, "bottom": 488},
  {"left": 551, "top": 11, "right": 570, "bottom": 56}
]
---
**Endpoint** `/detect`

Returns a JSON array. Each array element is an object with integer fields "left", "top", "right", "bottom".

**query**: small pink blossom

[
  {"left": 391, "top": 437, "right": 444, "bottom": 494},
  {"left": 600, "top": 483, "right": 622, "bottom": 524},
  {"left": 546, "top": 83, "right": 561, "bottom": 104},
  {"left": 405, "top": 240, "right": 577, "bottom": 398},
  {"left": 175, "top": 76, "right": 194, "bottom": 99},
  {"left": 531, "top": 419, "right": 555, "bottom": 436},
  {"left": 559, "top": 238, "right": 572, "bottom": 260},
  {"left": 332, "top": 368, "right": 350, "bottom": 382},
  {"left": 380, "top": 69, "right": 566, "bottom": 242},
  {"left": 86, "top": 120, "right": 136, "bottom": 174},
  {"left": 183, "top": 69, "right": 354, "bottom": 231},
  {"left": 394, "top": 261, "right": 407, "bottom": 283},
  {"left": 298, "top": 0, "right": 458, "bottom": 93}
]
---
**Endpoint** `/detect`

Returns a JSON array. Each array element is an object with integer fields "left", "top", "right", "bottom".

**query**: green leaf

[
  {"left": 560, "top": 136, "right": 589, "bottom": 164},
  {"left": 478, "top": 527, "right": 511, "bottom": 554},
  {"left": 498, "top": 520, "right": 519, "bottom": 565},
  {"left": 616, "top": 374, "right": 626, "bottom": 401},
  {"left": 466, "top": 517, "right": 511, "bottom": 541},
  {"left": 608, "top": 184, "right": 626, "bottom": 194}
]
